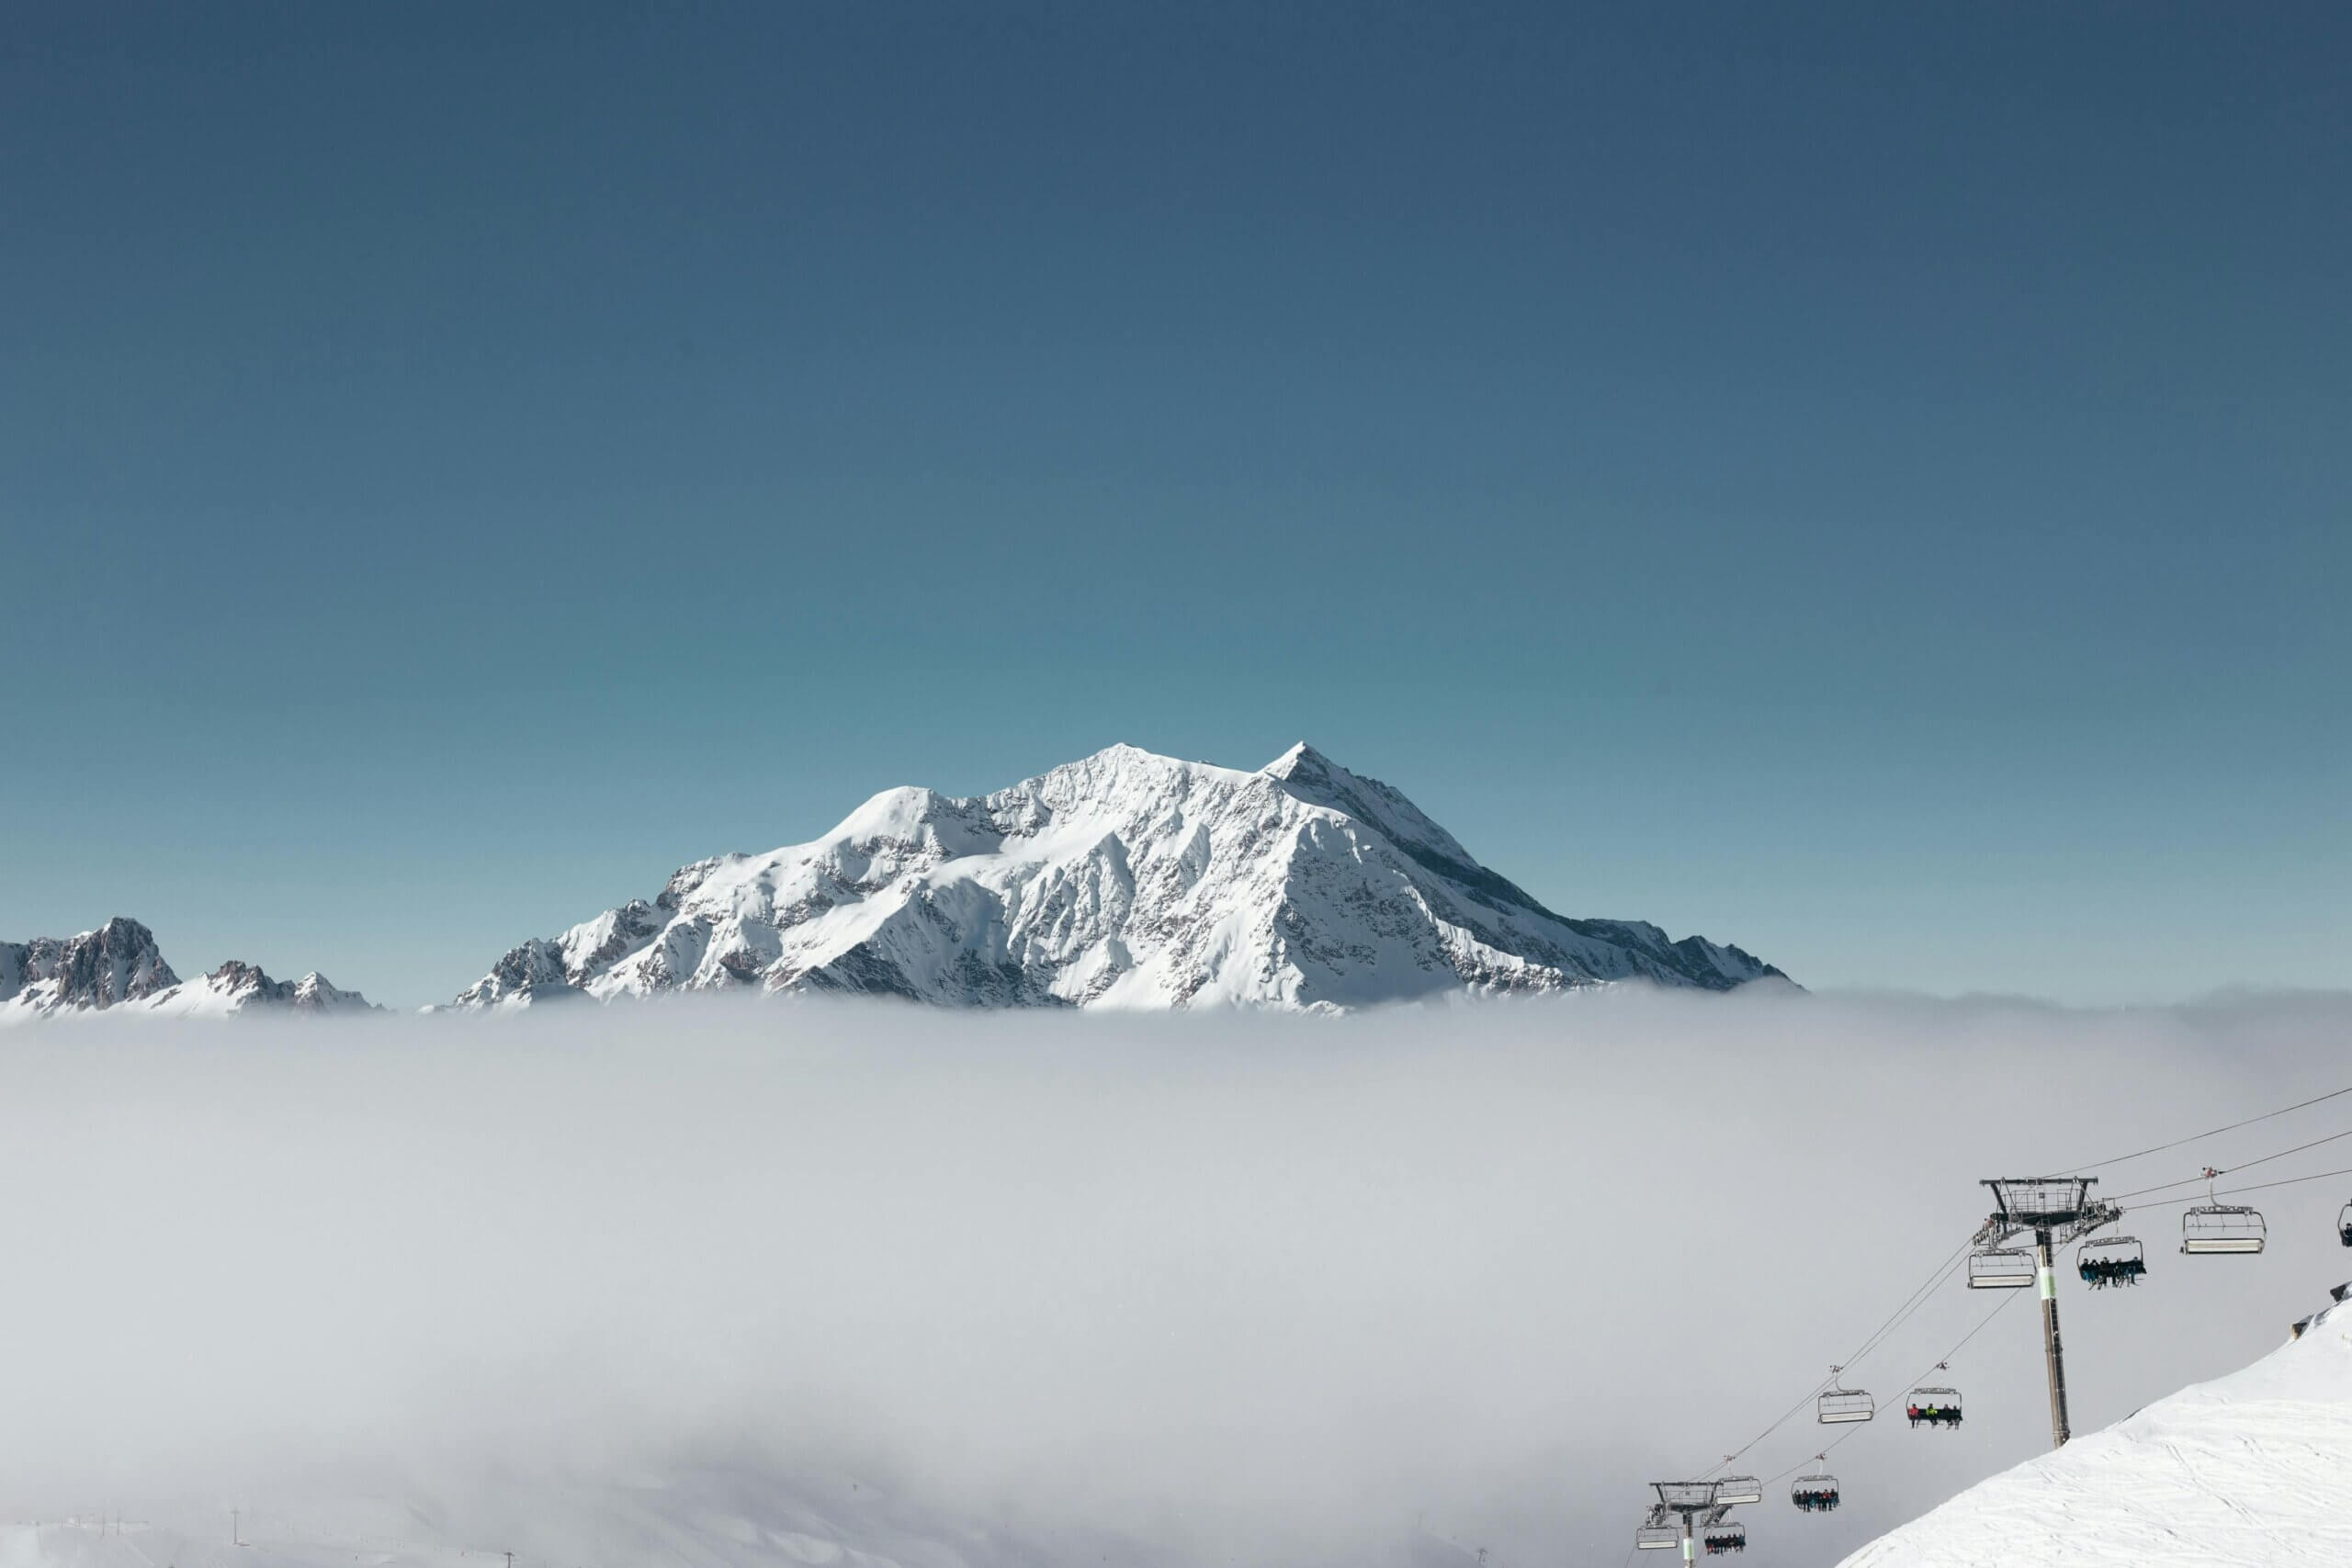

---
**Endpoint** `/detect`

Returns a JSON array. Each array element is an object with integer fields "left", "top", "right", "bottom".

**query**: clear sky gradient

[{"left": 4, "top": 3, "right": 2346, "bottom": 1007}]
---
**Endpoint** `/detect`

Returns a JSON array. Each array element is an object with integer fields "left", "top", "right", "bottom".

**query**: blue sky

[{"left": 4, "top": 3, "right": 2345, "bottom": 1007}]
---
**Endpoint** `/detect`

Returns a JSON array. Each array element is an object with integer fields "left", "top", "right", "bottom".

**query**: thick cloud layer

[{"left": 3, "top": 988, "right": 2347, "bottom": 1566}]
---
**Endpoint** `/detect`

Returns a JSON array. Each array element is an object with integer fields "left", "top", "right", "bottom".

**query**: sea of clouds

[{"left": 4, "top": 987, "right": 2348, "bottom": 1567}]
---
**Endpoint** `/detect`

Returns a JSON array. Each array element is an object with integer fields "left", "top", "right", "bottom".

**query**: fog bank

[{"left": 5, "top": 987, "right": 2349, "bottom": 1566}]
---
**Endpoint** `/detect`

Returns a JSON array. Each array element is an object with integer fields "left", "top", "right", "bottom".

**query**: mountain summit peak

[
  {"left": 1, "top": 925, "right": 379, "bottom": 1022},
  {"left": 449, "top": 742, "right": 1784, "bottom": 1012},
  {"left": 1262, "top": 740, "right": 1329, "bottom": 775}
]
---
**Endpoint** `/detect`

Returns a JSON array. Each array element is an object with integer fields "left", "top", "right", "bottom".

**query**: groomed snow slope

[
  {"left": 1839, "top": 1295, "right": 2352, "bottom": 1567},
  {"left": 451, "top": 742, "right": 1784, "bottom": 1011}
]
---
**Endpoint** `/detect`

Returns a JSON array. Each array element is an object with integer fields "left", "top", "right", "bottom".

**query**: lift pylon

[{"left": 1976, "top": 1177, "right": 2118, "bottom": 1448}]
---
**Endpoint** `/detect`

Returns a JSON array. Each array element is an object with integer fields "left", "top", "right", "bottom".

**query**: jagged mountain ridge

[
  {"left": 0, "top": 918, "right": 380, "bottom": 1021},
  {"left": 454, "top": 742, "right": 1785, "bottom": 1012}
]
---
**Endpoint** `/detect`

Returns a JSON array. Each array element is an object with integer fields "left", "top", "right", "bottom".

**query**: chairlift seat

[
  {"left": 1817, "top": 1385, "right": 1874, "bottom": 1424},
  {"left": 2182, "top": 1204, "right": 2267, "bottom": 1255},
  {"left": 1968, "top": 1247, "right": 2038, "bottom": 1289},
  {"left": 2077, "top": 1234, "right": 2147, "bottom": 1288},
  {"left": 1790, "top": 1472, "right": 1839, "bottom": 1513},
  {"left": 1905, "top": 1384, "right": 1963, "bottom": 1427},
  {"left": 1634, "top": 1526, "right": 1679, "bottom": 1551},
  {"left": 1713, "top": 1477, "right": 1763, "bottom": 1506}
]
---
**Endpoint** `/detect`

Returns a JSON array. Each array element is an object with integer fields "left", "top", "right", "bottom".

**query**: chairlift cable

[
  {"left": 1672, "top": 1089, "right": 2352, "bottom": 1535},
  {"left": 1838, "top": 1238, "right": 1973, "bottom": 1369},
  {"left": 2115, "top": 1162, "right": 2352, "bottom": 1211},
  {"left": 2107, "top": 1123, "right": 2352, "bottom": 1213},
  {"left": 1758, "top": 1282, "right": 2022, "bottom": 1486},
  {"left": 1701, "top": 1372, "right": 1838, "bottom": 1478},
  {"left": 1843, "top": 1246, "right": 1973, "bottom": 1371},
  {"left": 2067, "top": 1081, "right": 2352, "bottom": 1172},
  {"left": 1699, "top": 1236, "right": 1972, "bottom": 1478},
  {"left": 1657, "top": 1088, "right": 2352, "bottom": 1547}
]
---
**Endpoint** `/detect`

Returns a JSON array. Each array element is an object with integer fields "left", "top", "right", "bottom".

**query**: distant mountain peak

[
  {"left": 0, "top": 924, "right": 379, "bottom": 1023},
  {"left": 448, "top": 742, "right": 1787, "bottom": 1012}
]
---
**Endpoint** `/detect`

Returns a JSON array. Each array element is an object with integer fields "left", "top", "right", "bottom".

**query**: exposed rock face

[
  {"left": 450, "top": 742, "right": 1786, "bottom": 1013},
  {"left": 0, "top": 917, "right": 180, "bottom": 1015},
  {"left": 0, "top": 922, "right": 379, "bottom": 1022},
  {"left": 141, "top": 960, "right": 381, "bottom": 1018}
]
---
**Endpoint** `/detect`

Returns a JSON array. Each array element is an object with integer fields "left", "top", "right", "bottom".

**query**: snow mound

[
  {"left": 1839, "top": 1294, "right": 2352, "bottom": 1567},
  {"left": 449, "top": 742, "right": 1786, "bottom": 1012}
]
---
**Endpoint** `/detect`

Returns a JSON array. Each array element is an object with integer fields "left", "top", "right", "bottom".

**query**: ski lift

[
  {"left": 2076, "top": 1233, "right": 2147, "bottom": 1288},
  {"left": 1967, "top": 1247, "right": 2037, "bottom": 1289},
  {"left": 2181, "top": 1206, "right": 2264, "bottom": 1253},
  {"left": 2181, "top": 1169, "right": 2266, "bottom": 1255},
  {"left": 1790, "top": 1463, "right": 1839, "bottom": 1514},
  {"left": 1700, "top": 1522, "right": 1746, "bottom": 1556},
  {"left": 1635, "top": 1506, "right": 1679, "bottom": 1551},
  {"left": 1817, "top": 1367, "right": 1874, "bottom": 1424},
  {"left": 1713, "top": 1476, "right": 1763, "bottom": 1506},
  {"left": 2337, "top": 1201, "right": 2352, "bottom": 1247},
  {"left": 1905, "top": 1372, "right": 1962, "bottom": 1430}
]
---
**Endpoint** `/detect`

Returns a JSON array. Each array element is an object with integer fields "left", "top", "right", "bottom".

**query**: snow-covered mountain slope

[
  {"left": 136, "top": 958, "right": 381, "bottom": 1019},
  {"left": 0, "top": 916, "right": 179, "bottom": 1015},
  {"left": 1839, "top": 1293, "right": 2352, "bottom": 1566},
  {"left": 0, "top": 919, "right": 379, "bottom": 1022},
  {"left": 452, "top": 742, "right": 1784, "bottom": 1012}
]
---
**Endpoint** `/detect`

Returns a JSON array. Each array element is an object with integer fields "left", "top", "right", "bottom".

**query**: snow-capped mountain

[
  {"left": 1839, "top": 1289, "right": 2352, "bottom": 1565},
  {"left": 0, "top": 918, "right": 379, "bottom": 1022},
  {"left": 453, "top": 742, "right": 1785, "bottom": 1012},
  {"left": 139, "top": 958, "right": 380, "bottom": 1019}
]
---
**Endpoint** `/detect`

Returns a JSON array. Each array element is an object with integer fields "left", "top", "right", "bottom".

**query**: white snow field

[{"left": 1839, "top": 1295, "right": 2352, "bottom": 1567}]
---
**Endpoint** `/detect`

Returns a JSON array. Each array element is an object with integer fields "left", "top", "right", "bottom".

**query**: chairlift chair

[
  {"left": 1905, "top": 1383, "right": 1963, "bottom": 1429},
  {"left": 2181, "top": 1169, "right": 2266, "bottom": 1255},
  {"left": 1700, "top": 1522, "right": 1746, "bottom": 1556},
  {"left": 2076, "top": 1233, "right": 2147, "bottom": 1288},
  {"left": 2181, "top": 1204, "right": 2265, "bottom": 1253},
  {"left": 1713, "top": 1476, "right": 1763, "bottom": 1506},
  {"left": 1817, "top": 1368, "right": 1874, "bottom": 1425},
  {"left": 1790, "top": 1466, "right": 1839, "bottom": 1514},
  {"left": 1967, "top": 1247, "right": 2038, "bottom": 1289},
  {"left": 2337, "top": 1201, "right": 2352, "bottom": 1247},
  {"left": 1634, "top": 1524, "right": 1679, "bottom": 1551}
]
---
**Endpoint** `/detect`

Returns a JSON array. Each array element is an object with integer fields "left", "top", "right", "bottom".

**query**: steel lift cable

[
  {"left": 2067, "top": 1080, "right": 2352, "bottom": 1173},
  {"left": 2103, "top": 1124, "right": 2352, "bottom": 1203},
  {"left": 1696, "top": 1236, "right": 1974, "bottom": 1479}
]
